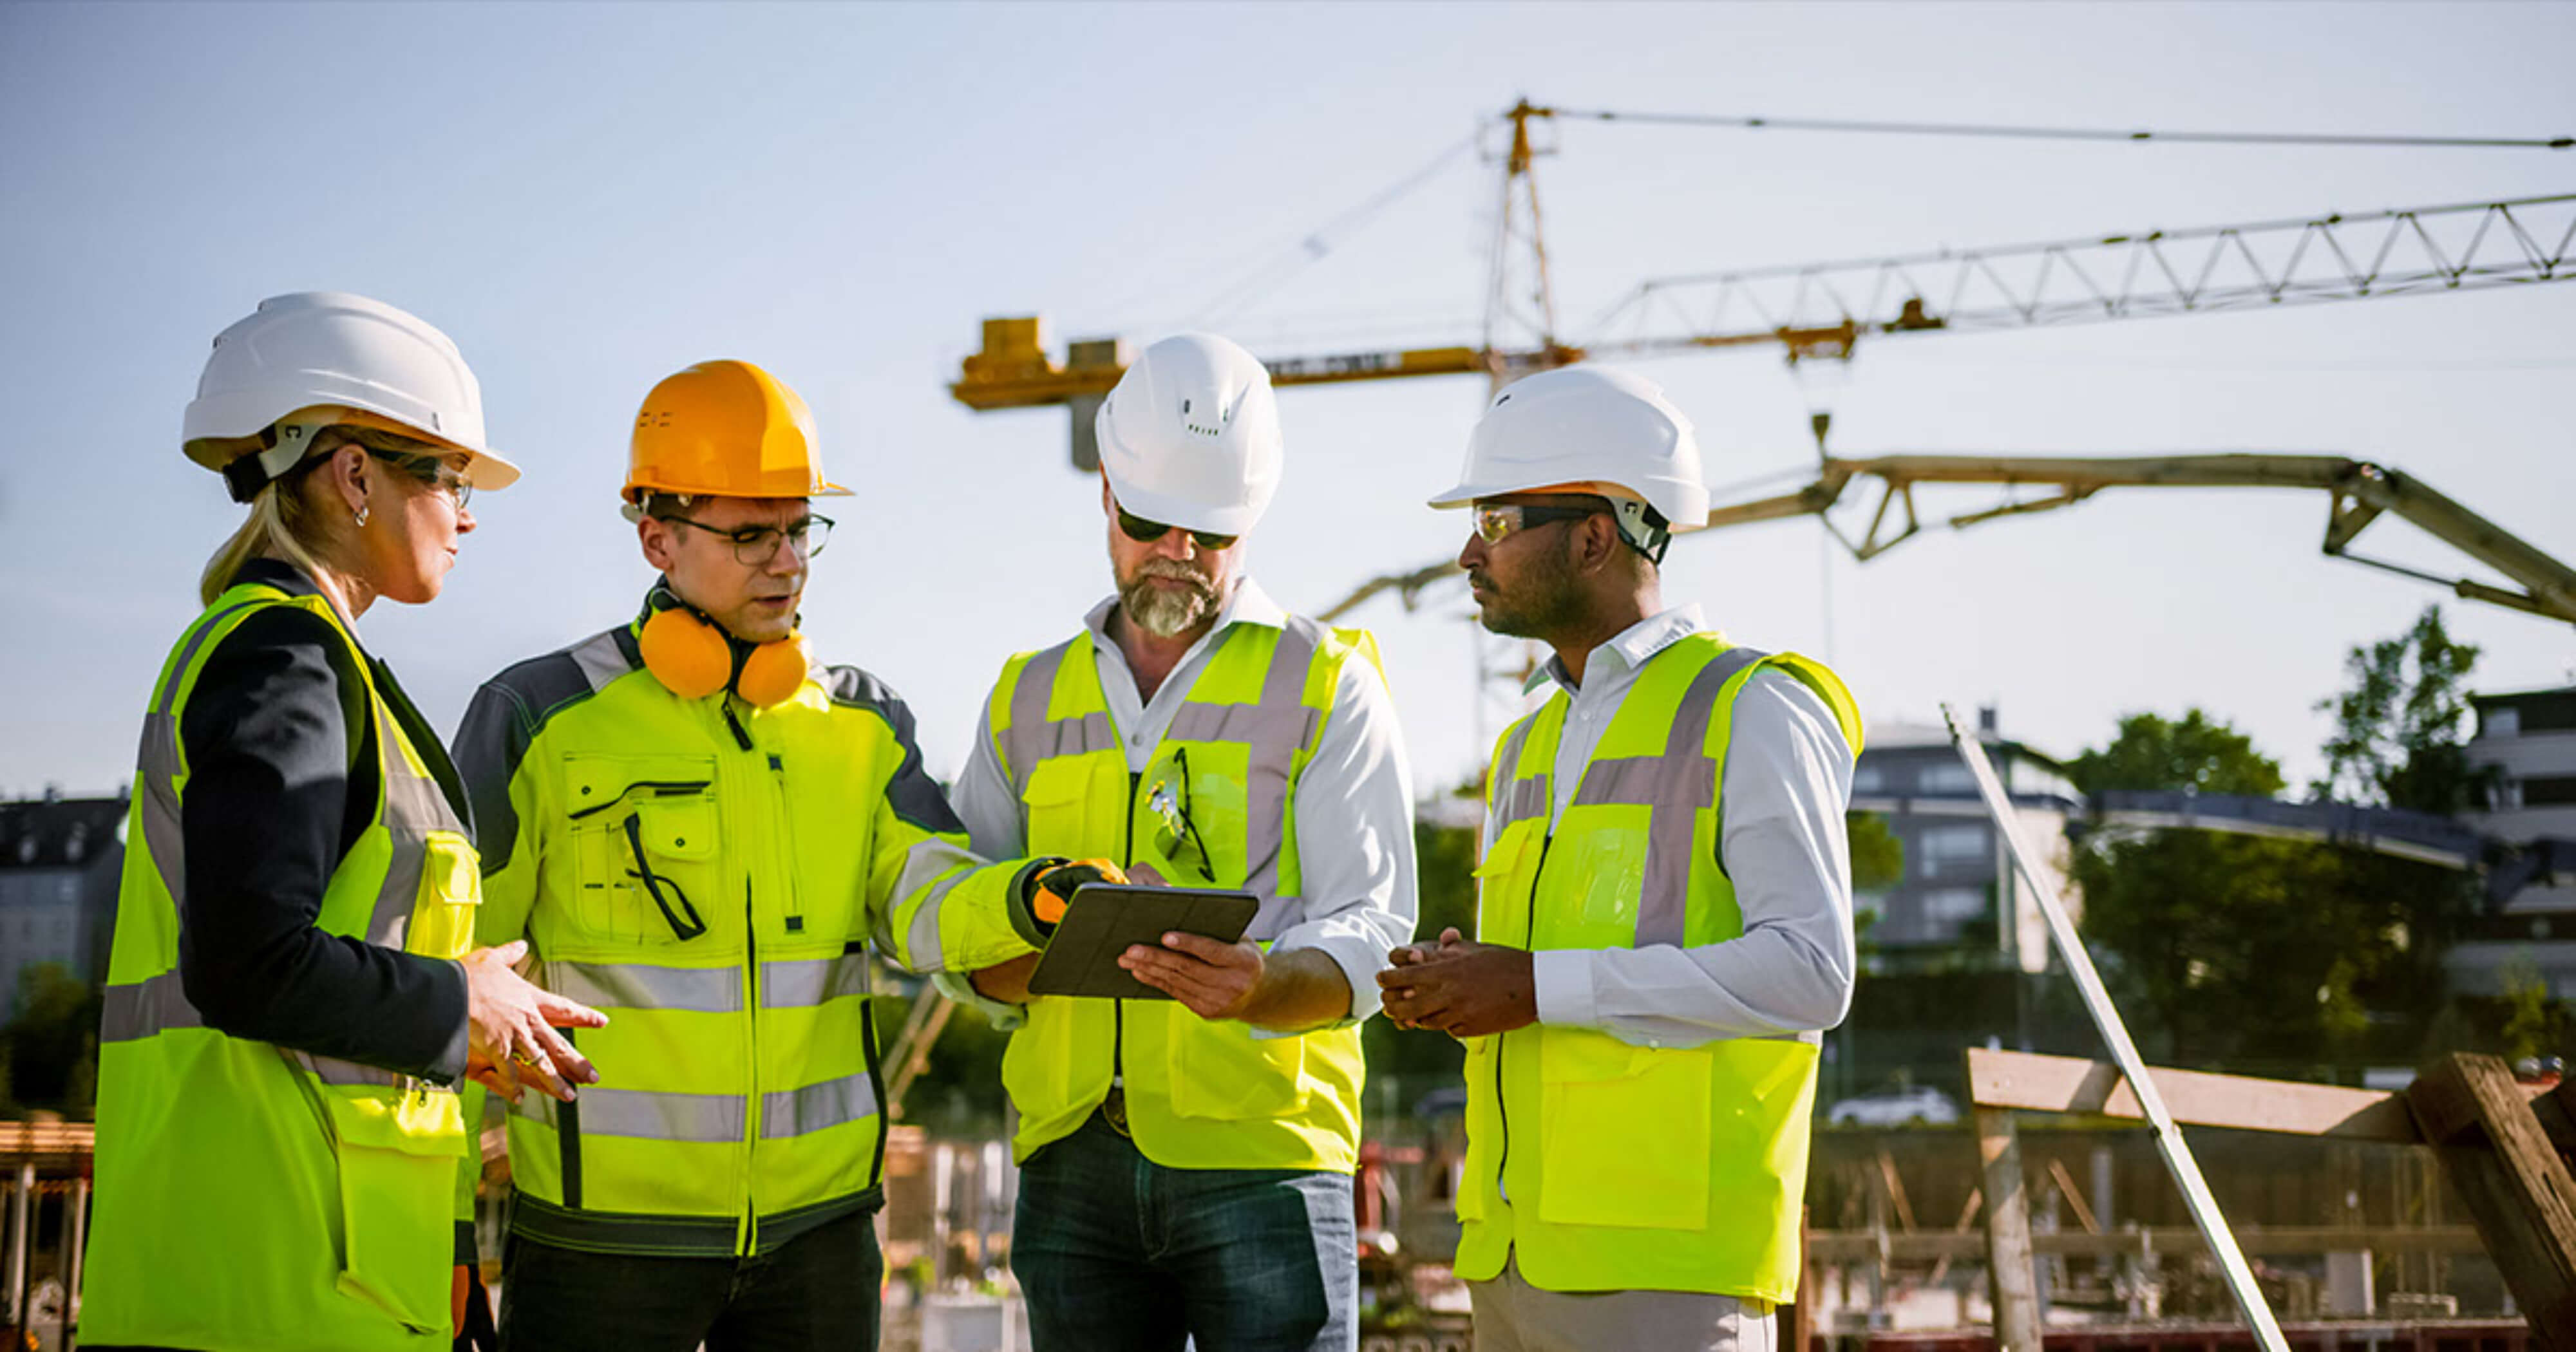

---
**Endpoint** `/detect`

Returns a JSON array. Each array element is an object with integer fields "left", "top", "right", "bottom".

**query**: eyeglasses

[
  {"left": 1472, "top": 502, "right": 1600, "bottom": 545},
  {"left": 1144, "top": 747, "right": 1217, "bottom": 883},
  {"left": 365, "top": 447, "right": 473, "bottom": 513},
  {"left": 662, "top": 514, "right": 836, "bottom": 565},
  {"left": 1117, "top": 505, "right": 1238, "bottom": 552}
]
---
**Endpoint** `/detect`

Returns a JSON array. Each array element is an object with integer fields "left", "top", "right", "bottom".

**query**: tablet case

[{"left": 1026, "top": 883, "right": 1260, "bottom": 1000}]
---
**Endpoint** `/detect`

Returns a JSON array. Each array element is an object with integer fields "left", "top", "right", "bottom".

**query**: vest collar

[
  {"left": 231, "top": 556, "right": 326, "bottom": 601},
  {"left": 1526, "top": 601, "right": 1712, "bottom": 696}
]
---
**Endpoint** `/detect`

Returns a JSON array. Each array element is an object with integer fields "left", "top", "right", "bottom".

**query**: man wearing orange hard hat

[{"left": 450, "top": 360, "right": 1108, "bottom": 1350}]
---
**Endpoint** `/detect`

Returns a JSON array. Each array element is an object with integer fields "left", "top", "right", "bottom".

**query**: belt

[{"left": 1098, "top": 1085, "right": 1130, "bottom": 1137}]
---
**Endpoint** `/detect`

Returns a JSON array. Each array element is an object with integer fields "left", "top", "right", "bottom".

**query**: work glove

[{"left": 1009, "top": 857, "right": 1127, "bottom": 946}]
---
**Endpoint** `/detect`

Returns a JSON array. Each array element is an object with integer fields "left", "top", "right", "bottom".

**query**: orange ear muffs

[
  {"left": 639, "top": 588, "right": 811, "bottom": 708},
  {"left": 639, "top": 603, "right": 732, "bottom": 700},
  {"left": 734, "top": 631, "right": 812, "bottom": 708}
]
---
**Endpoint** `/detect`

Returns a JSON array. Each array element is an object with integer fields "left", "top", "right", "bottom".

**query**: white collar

[{"left": 1524, "top": 601, "right": 1712, "bottom": 696}]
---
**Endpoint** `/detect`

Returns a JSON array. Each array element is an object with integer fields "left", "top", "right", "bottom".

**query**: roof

[
  {"left": 0, "top": 795, "right": 126, "bottom": 872},
  {"left": 1863, "top": 722, "right": 2070, "bottom": 772}
]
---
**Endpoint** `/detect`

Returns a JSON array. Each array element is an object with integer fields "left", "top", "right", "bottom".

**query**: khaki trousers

[{"left": 1468, "top": 1258, "right": 1774, "bottom": 1352}]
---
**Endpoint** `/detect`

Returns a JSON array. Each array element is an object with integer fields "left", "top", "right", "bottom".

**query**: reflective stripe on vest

[
  {"left": 1454, "top": 636, "right": 1861, "bottom": 1304},
  {"left": 471, "top": 619, "right": 992, "bottom": 1259},
  {"left": 84, "top": 583, "right": 480, "bottom": 1351},
  {"left": 987, "top": 616, "right": 1370, "bottom": 1172}
]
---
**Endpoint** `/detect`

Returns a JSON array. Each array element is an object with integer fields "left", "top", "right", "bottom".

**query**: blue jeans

[
  {"left": 1012, "top": 1111, "right": 1357, "bottom": 1352},
  {"left": 497, "top": 1205, "right": 883, "bottom": 1352}
]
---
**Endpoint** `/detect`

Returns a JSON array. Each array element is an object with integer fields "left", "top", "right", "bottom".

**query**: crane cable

[
  {"left": 1542, "top": 106, "right": 2573, "bottom": 151},
  {"left": 1181, "top": 130, "right": 1482, "bottom": 329}
]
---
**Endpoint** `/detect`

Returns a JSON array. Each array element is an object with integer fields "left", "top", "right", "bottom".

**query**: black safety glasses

[{"left": 1117, "top": 506, "right": 1238, "bottom": 552}]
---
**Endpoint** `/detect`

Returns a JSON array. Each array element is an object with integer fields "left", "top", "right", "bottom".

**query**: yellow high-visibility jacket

[{"left": 453, "top": 615, "right": 1037, "bottom": 1257}]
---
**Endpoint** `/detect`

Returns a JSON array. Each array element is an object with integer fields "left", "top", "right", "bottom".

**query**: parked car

[{"left": 1824, "top": 1085, "right": 1960, "bottom": 1127}]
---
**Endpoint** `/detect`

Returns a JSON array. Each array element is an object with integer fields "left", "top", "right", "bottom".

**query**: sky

[{"left": 3, "top": 1, "right": 2571, "bottom": 806}]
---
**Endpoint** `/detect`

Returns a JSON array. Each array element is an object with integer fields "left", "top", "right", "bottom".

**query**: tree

[
  {"left": 2315, "top": 605, "right": 2485, "bottom": 814},
  {"left": 3, "top": 963, "right": 100, "bottom": 1114},
  {"left": 2496, "top": 954, "right": 2565, "bottom": 1067},
  {"left": 1848, "top": 812, "right": 1904, "bottom": 894},
  {"left": 2068, "top": 708, "right": 2461, "bottom": 1074},
  {"left": 2069, "top": 711, "right": 2285, "bottom": 798}
]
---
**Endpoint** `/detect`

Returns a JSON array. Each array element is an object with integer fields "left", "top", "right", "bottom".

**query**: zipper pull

[{"left": 722, "top": 700, "right": 753, "bottom": 751}]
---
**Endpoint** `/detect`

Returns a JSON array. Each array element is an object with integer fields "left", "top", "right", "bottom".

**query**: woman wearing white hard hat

[{"left": 83, "top": 293, "right": 605, "bottom": 1352}]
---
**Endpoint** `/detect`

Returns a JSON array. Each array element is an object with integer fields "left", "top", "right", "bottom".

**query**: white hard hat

[
  {"left": 1096, "top": 333, "right": 1283, "bottom": 536},
  {"left": 1428, "top": 365, "right": 1709, "bottom": 530},
  {"left": 183, "top": 292, "right": 519, "bottom": 500}
]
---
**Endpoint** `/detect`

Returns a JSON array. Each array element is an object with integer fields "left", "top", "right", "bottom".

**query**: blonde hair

[{"left": 196, "top": 424, "right": 444, "bottom": 606}]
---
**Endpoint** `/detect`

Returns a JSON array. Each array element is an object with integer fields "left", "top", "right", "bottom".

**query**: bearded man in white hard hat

[
  {"left": 1379, "top": 366, "right": 1865, "bottom": 1352},
  {"left": 946, "top": 333, "right": 1418, "bottom": 1351}
]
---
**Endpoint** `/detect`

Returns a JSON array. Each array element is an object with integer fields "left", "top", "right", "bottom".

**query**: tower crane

[{"left": 946, "top": 100, "right": 2576, "bottom": 626}]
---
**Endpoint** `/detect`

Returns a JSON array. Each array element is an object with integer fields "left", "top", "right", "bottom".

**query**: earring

[{"left": 354, "top": 502, "right": 370, "bottom": 528}]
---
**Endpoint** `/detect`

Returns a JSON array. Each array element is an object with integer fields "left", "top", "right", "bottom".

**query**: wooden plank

[
  {"left": 1977, "top": 1107, "right": 2042, "bottom": 1352},
  {"left": 2406, "top": 1051, "right": 2576, "bottom": 1351},
  {"left": 2047, "top": 1157, "right": 2101, "bottom": 1235},
  {"left": 1969, "top": 1046, "right": 2421, "bottom": 1140}
]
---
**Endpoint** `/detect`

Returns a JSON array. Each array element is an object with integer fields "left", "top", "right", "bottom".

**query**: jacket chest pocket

[{"left": 564, "top": 754, "right": 721, "bottom": 944}]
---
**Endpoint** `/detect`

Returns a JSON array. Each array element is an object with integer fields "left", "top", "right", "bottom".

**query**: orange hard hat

[{"left": 624, "top": 360, "right": 851, "bottom": 505}]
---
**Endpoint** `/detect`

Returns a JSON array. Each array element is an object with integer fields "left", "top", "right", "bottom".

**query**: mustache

[{"left": 1131, "top": 558, "right": 1218, "bottom": 594}]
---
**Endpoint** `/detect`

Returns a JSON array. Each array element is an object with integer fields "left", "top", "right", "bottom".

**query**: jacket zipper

[{"left": 719, "top": 695, "right": 761, "bottom": 1257}]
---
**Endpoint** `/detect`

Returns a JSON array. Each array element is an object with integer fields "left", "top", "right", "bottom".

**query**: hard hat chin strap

[
  {"left": 220, "top": 424, "right": 327, "bottom": 504},
  {"left": 1608, "top": 498, "right": 1673, "bottom": 565}
]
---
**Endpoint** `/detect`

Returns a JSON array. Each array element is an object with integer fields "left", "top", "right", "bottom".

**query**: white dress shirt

[
  {"left": 951, "top": 579, "right": 1419, "bottom": 1028},
  {"left": 1504, "top": 603, "right": 1858, "bottom": 1050}
]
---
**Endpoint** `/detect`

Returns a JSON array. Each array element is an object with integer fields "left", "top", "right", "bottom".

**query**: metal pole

[
  {"left": 6, "top": 1161, "right": 31, "bottom": 1328},
  {"left": 64, "top": 1175, "right": 86, "bottom": 1337},
  {"left": 1944, "top": 706, "right": 2289, "bottom": 1352}
]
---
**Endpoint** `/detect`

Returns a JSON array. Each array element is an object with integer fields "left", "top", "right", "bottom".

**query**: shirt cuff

[
  {"left": 933, "top": 969, "right": 1027, "bottom": 1032},
  {"left": 1531, "top": 949, "right": 1600, "bottom": 1029}
]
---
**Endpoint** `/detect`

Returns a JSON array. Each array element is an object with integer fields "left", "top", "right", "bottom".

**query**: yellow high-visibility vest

[
  {"left": 458, "top": 622, "right": 1035, "bottom": 1257},
  {"left": 1453, "top": 635, "right": 1862, "bottom": 1301},
  {"left": 984, "top": 616, "right": 1378, "bottom": 1170},
  {"left": 86, "top": 580, "right": 482, "bottom": 1351}
]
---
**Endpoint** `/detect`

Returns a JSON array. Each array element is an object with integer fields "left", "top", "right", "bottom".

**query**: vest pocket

[
  {"left": 1020, "top": 758, "right": 1096, "bottom": 854},
  {"left": 407, "top": 831, "right": 481, "bottom": 961},
  {"left": 1453, "top": 1037, "right": 1496, "bottom": 1223},
  {"left": 323, "top": 1087, "right": 466, "bottom": 1333},
  {"left": 1003, "top": 998, "right": 1083, "bottom": 1121},
  {"left": 1535, "top": 1030, "right": 1711, "bottom": 1231},
  {"left": 1168, "top": 1012, "right": 1311, "bottom": 1120}
]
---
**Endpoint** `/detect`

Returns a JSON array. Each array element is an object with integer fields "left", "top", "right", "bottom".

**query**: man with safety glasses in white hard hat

[
  {"left": 1379, "top": 366, "right": 1864, "bottom": 1352},
  {"left": 945, "top": 333, "right": 1419, "bottom": 1351}
]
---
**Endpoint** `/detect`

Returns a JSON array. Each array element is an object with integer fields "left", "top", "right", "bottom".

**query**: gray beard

[{"left": 1119, "top": 561, "right": 1220, "bottom": 637}]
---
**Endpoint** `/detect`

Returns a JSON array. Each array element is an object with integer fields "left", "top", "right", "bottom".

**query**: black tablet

[{"left": 1025, "top": 883, "right": 1260, "bottom": 1000}]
